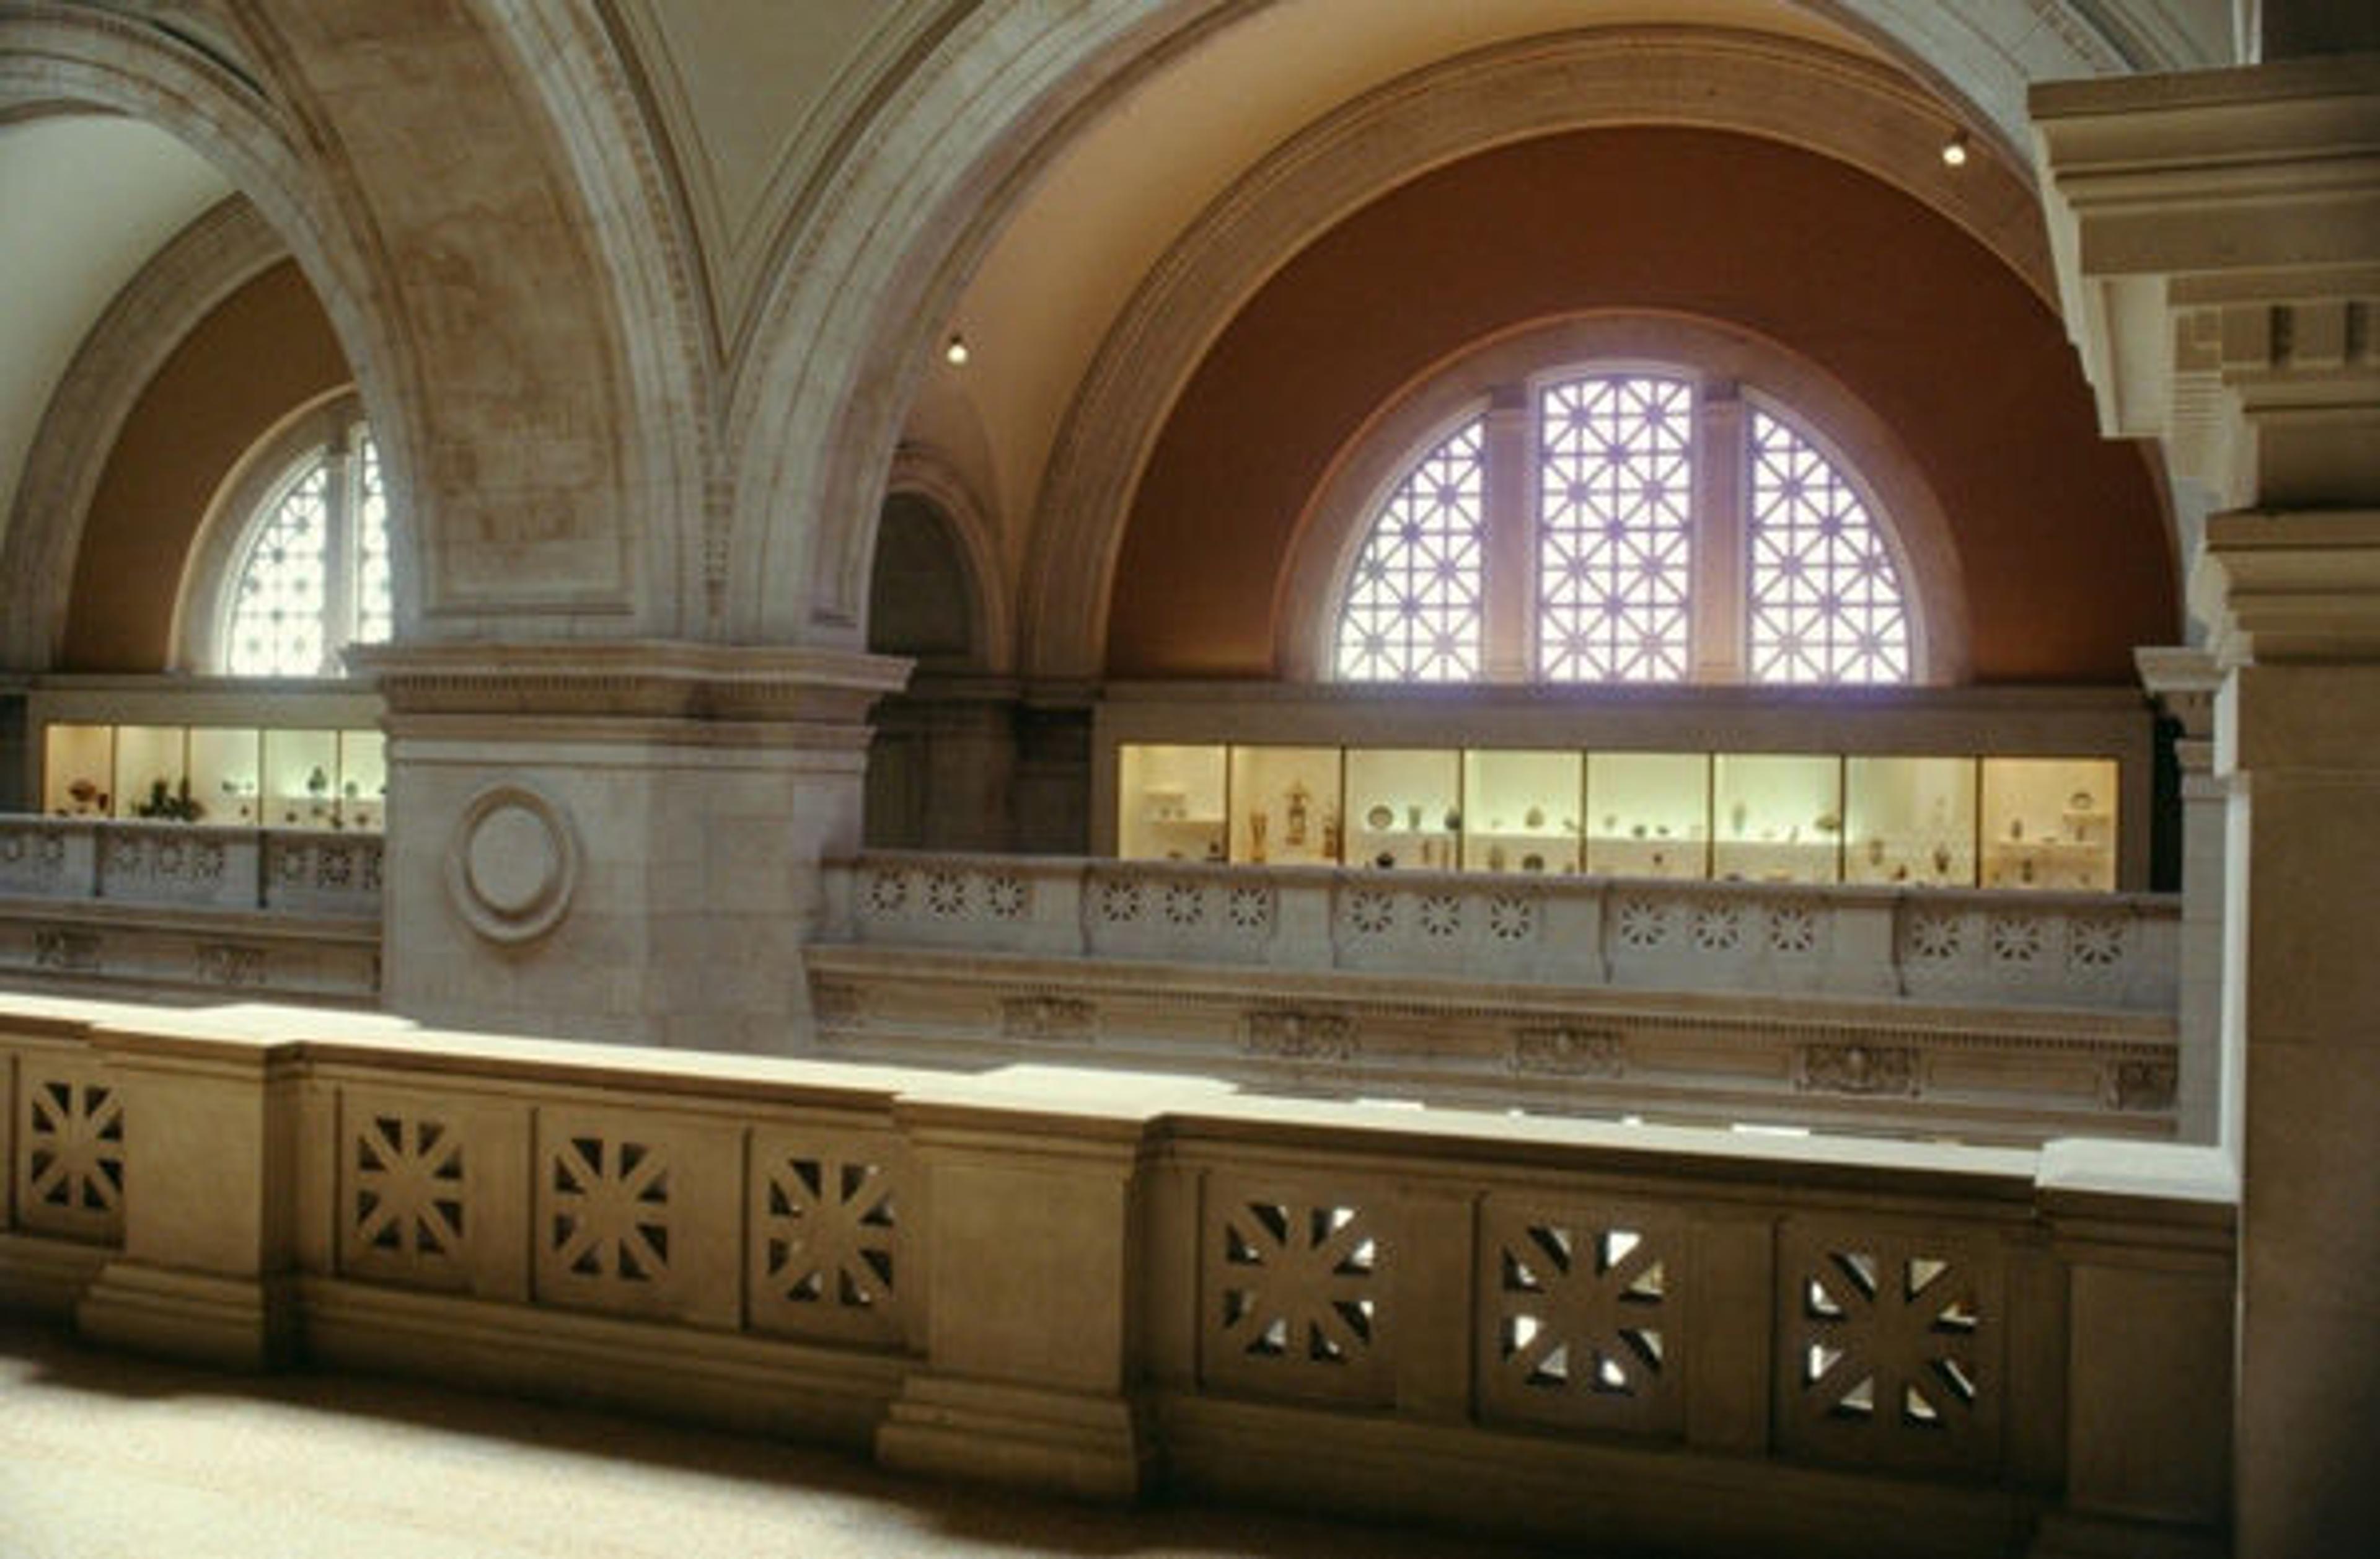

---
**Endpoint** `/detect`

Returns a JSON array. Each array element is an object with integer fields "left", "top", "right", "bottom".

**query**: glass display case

[
  {"left": 1227, "top": 746, "right": 1342, "bottom": 866},
  {"left": 112, "top": 725, "right": 188, "bottom": 820},
  {"left": 1585, "top": 752, "right": 1709, "bottom": 878},
  {"left": 190, "top": 727, "right": 263, "bottom": 825},
  {"left": 263, "top": 728, "right": 341, "bottom": 829},
  {"left": 1844, "top": 756, "right": 1977, "bottom": 887},
  {"left": 1118, "top": 743, "right": 1228, "bottom": 862},
  {"left": 1980, "top": 757, "right": 2117, "bottom": 891},
  {"left": 1712, "top": 754, "right": 1842, "bottom": 884},
  {"left": 1461, "top": 749, "right": 1582, "bottom": 873},
  {"left": 1345, "top": 747, "right": 1459, "bottom": 869},
  {"left": 43, "top": 725, "right": 114, "bottom": 816},
  {"left": 338, "top": 729, "right": 387, "bottom": 831}
]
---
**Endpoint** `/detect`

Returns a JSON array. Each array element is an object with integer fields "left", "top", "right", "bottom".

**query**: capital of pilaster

[
  {"left": 2189, "top": 509, "right": 2380, "bottom": 666},
  {"left": 347, "top": 640, "right": 913, "bottom": 747},
  {"left": 2032, "top": 55, "right": 2380, "bottom": 505},
  {"left": 2134, "top": 645, "right": 2222, "bottom": 737}
]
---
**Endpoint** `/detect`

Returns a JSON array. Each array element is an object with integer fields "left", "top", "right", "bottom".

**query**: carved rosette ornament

[
  {"left": 1795, "top": 1043, "right": 1920, "bottom": 1097},
  {"left": 444, "top": 783, "right": 580, "bottom": 945}
]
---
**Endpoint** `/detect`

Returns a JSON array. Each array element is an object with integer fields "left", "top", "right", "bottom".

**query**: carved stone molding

[
  {"left": 1000, "top": 995, "right": 1096, "bottom": 1044},
  {"left": 1242, "top": 1009, "right": 1357, "bottom": 1063},
  {"left": 809, "top": 979, "right": 864, "bottom": 1029},
  {"left": 353, "top": 640, "right": 913, "bottom": 740},
  {"left": 1796, "top": 1042, "right": 1921, "bottom": 1097},
  {"left": 33, "top": 929, "right": 100, "bottom": 973},
  {"left": 443, "top": 783, "right": 580, "bottom": 946},
  {"left": 1510, "top": 1026, "right": 1626, "bottom": 1078}
]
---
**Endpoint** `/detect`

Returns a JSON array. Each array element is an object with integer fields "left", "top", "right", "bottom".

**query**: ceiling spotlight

[
  {"left": 1941, "top": 130, "right": 1970, "bottom": 168},
  {"left": 943, "top": 333, "right": 970, "bottom": 367}
]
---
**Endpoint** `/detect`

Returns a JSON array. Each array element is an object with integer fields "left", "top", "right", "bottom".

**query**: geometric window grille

[
  {"left": 1326, "top": 366, "right": 1919, "bottom": 689},
  {"left": 1334, "top": 418, "right": 1485, "bottom": 681},
  {"left": 19, "top": 1075, "right": 125, "bottom": 1244},
  {"left": 1783, "top": 1227, "right": 2000, "bottom": 1472},
  {"left": 346, "top": 1110, "right": 466, "bottom": 1286},
  {"left": 749, "top": 1147, "right": 902, "bottom": 1345},
  {"left": 222, "top": 425, "right": 392, "bottom": 677},
  {"left": 1747, "top": 408, "right": 1910, "bottom": 684},
  {"left": 1202, "top": 1188, "right": 1390, "bottom": 1404},
  {"left": 1479, "top": 1203, "right": 1680, "bottom": 1436},
  {"left": 1537, "top": 375, "right": 1695, "bottom": 682}
]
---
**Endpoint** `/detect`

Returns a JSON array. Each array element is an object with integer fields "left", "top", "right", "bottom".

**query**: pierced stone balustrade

[
  {"left": 0, "top": 995, "right": 2234, "bottom": 1558},
  {"left": 813, "top": 853, "right": 2183, "bottom": 1142}
]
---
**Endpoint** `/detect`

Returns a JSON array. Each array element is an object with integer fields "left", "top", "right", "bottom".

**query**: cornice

[{"left": 350, "top": 639, "right": 914, "bottom": 725}]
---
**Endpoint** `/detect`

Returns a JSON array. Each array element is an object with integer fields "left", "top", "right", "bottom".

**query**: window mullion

[
  {"left": 1691, "top": 381, "right": 1747, "bottom": 683},
  {"left": 320, "top": 432, "right": 355, "bottom": 674},
  {"left": 1481, "top": 386, "right": 1532, "bottom": 682}
]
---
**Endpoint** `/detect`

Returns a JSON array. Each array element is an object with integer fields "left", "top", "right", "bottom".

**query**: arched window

[
  {"left": 180, "top": 400, "right": 392, "bottom": 677},
  {"left": 1324, "top": 364, "right": 1919, "bottom": 687}
]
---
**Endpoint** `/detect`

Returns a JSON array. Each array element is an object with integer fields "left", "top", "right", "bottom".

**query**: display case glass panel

[
  {"left": 1980, "top": 757, "right": 2117, "bottom": 891},
  {"left": 1345, "top": 747, "right": 1460, "bottom": 869},
  {"left": 1712, "top": 753, "right": 1842, "bottom": 883},
  {"left": 1844, "top": 756, "right": 1976, "bottom": 887},
  {"left": 338, "top": 728, "right": 387, "bottom": 831},
  {"left": 112, "top": 725, "right": 188, "bottom": 819},
  {"left": 1585, "top": 752, "right": 1709, "bottom": 878},
  {"left": 43, "top": 725, "right": 115, "bottom": 816},
  {"left": 263, "top": 728, "right": 341, "bottom": 829},
  {"left": 189, "top": 728, "right": 263, "bottom": 826},
  {"left": 1118, "top": 743, "right": 1228, "bottom": 862},
  {"left": 1226, "top": 745, "right": 1342, "bottom": 866},
  {"left": 1461, "top": 749, "right": 1582, "bottom": 873}
]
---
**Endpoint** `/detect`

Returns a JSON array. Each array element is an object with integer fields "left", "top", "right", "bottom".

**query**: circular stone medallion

[{"left": 446, "top": 784, "right": 579, "bottom": 943}]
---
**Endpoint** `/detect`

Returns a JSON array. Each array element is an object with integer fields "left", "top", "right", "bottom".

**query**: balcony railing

[
  {"left": 0, "top": 817, "right": 381, "bottom": 1001},
  {"left": 810, "top": 852, "right": 2184, "bottom": 1142},
  {"left": 0, "top": 994, "right": 2234, "bottom": 1558}
]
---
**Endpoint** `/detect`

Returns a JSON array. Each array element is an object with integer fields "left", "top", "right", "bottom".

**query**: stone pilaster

[
  {"left": 2136, "top": 647, "right": 2224, "bottom": 1144},
  {"left": 352, "top": 641, "right": 908, "bottom": 1052},
  {"left": 2039, "top": 53, "right": 2380, "bottom": 1558}
]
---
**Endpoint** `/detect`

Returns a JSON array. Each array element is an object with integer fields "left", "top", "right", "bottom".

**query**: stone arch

[
  {"left": 0, "top": 195, "right": 286, "bottom": 668},
  {"left": 0, "top": 6, "right": 415, "bottom": 658},
  {"left": 718, "top": 0, "right": 2174, "bottom": 667},
  {"left": 884, "top": 444, "right": 1010, "bottom": 676},
  {"left": 1020, "top": 27, "right": 2056, "bottom": 681}
]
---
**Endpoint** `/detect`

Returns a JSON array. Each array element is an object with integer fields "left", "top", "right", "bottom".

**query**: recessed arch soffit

[
  {"left": 1018, "top": 26, "right": 2062, "bottom": 679},
  {"left": 708, "top": 0, "right": 2203, "bottom": 660},
  {"left": 0, "top": 195, "right": 286, "bottom": 669},
  {"left": 0, "top": 5, "right": 406, "bottom": 658}
]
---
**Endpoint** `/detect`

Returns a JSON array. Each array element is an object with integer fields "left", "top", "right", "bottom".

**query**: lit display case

[
  {"left": 1980, "top": 757, "right": 2117, "bottom": 891},
  {"left": 1118, "top": 743, "right": 1228, "bottom": 862},
  {"left": 1585, "top": 752, "right": 1709, "bottom": 878},
  {"left": 263, "top": 728, "right": 342, "bottom": 829},
  {"left": 1345, "top": 747, "right": 1458, "bottom": 869},
  {"left": 338, "top": 729, "right": 387, "bottom": 831},
  {"left": 1227, "top": 746, "right": 1342, "bottom": 865},
  {"left": 1461, "top": 749, "right": 1582, "bottom": 873},
  {"left": 1844, "top": 756, "right": 1976, "bottom": 887},
  {"left": 43, "top": 725, "right": 113, "bottom": 816},
  {"left": 1712, "top": 754, "right": 1842, "bottom": 884},
  {"left": 190, "top": 727, "right": 263, "bottom": 825},
  {"left": 112, "top": 725, "right": 188, "bottom": 820}
]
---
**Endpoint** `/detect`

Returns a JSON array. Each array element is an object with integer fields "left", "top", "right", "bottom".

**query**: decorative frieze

[
  {"left": 195, "top": 942, "right": 267, "bottom": 987},
  {"left": 1242, "top": 1009, "right": 1357, "bottom": 1062},
  {"left": 33, "top": 929, "right": 99, "bottom": 973},
  {"left": 1796, "top": 1043, "right": 1920, "bottom": 1098},
  {"left": 1000, "top": 994, "right": 1095, "bottom": 1043},
  {"left": 1510, "top": 1026, "right": 1624, "bottom": 1078},
  {"left": 2103, "top": 1058, "right": 2179, "bottom": 1112}
]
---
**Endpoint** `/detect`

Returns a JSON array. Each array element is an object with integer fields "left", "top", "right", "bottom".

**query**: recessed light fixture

[
  {"left": 1941, "top": 130, "right": 1970, "bottom": 168},
  {"left": 943, "top": 333, "right": 970, "bottom": 367}
]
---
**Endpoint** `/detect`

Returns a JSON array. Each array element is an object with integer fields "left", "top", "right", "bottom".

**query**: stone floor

[{"left": 0, "top": 1319, "right": 1580, "bottom": 1559}]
